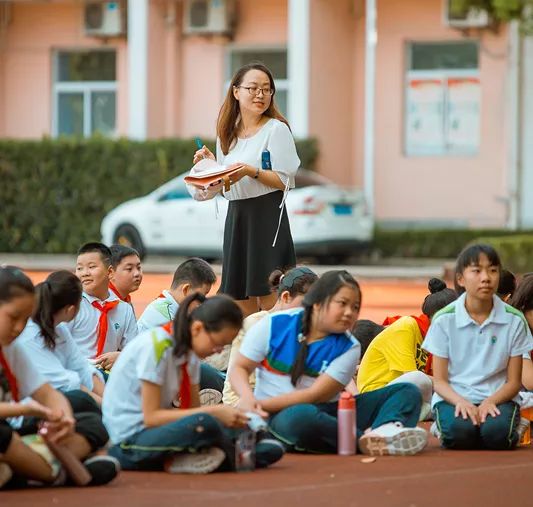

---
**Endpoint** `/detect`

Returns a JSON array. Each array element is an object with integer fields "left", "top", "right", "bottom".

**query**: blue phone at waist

[{"left": 261, "top": 150, "right": 272, "bottom": 170}]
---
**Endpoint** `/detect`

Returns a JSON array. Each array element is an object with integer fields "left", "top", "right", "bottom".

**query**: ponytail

[
  {"left": 33, "top": 271, "right": 82, "bottom": 350},
  {"left": 289, "top": 270, "right": 361, "bottom": 386},
  {"left": 173, "top": 293, "right": 243, "bottom": 359}
]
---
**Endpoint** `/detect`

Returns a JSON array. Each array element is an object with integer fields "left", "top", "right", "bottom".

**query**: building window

[
  {"left": 405, "top": 41, "right": 480, "bottom": 156},
  {"left": 226, "top": 48, "right": 288, "bottom": 117},
  {"left": 53, "top": 50, "right": 117, "bottom": 137}
]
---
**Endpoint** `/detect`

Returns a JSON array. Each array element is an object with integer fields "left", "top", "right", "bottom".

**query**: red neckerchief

[
  {"left": 0, "top": 347, "right": 19, "bottom": 402},
  {"left": 382, "top": 314, "right": 432, "bottom": 374},
  {"left": 161, "top": 322, "right": 191, "bottom": 409},
  {"left": 91, "top": 300, "right": 120, "bottom": 357},
  {"left": 109, "top": 282, "right": 131, "bottom": 304}
]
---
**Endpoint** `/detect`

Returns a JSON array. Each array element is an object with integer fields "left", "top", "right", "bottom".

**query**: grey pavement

[{"left": 0, "top": 253, "right": 451, "bottom": 280}]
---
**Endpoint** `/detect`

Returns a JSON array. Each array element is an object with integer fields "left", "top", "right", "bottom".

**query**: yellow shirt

[{"left": 356, "top": 316, "right": 429, "bottom": 394}]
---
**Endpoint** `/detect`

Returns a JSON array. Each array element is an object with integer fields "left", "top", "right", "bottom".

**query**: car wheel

[{"left": 113, "top": 224, "right": 146, "bottom": 259}]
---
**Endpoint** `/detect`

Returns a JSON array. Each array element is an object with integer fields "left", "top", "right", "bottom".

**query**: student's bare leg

[
  {"left": 235, "top": 298, "right": 259, "bottom": 318},
  {"left": 257, "top": 293, "right": 277, "bottom": 312},
  {"left": 60, "top": 433, "right": 92, "bottom": 460},
  {"left": 1, "top": 433, "right": 55, "bottom": 483}
]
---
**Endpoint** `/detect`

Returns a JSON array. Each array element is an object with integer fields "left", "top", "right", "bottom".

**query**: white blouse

[{"left": 216, "top": 118, "right": 300, "bottom": 201}]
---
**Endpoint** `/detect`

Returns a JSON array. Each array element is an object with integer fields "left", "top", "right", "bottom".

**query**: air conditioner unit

[
  {"left": 445, "top": 0, "right": 490, "bottom": 28},
  {"left": 84, "top": 1, "right": 126, "bottom": 37},
  {"left": 183, "top": 0, "right": 235, "bottom": 35}
]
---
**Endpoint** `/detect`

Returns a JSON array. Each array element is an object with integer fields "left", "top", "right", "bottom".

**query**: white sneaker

[
  {"left": 199, "top": 388, "right": 223, "bottom": 406},
  {"left": 419, "top": 402, "right": 432, "bottom": 422},
  {"left": 359, "top": 422, "right": 428, "bottom": 456},
  {"left": 430, "top": 421, "right": 441, "bottom": 439},
  {"left": 164, "top": 447, "right": 225, "bottom": 474},
  {"left": 0, "top": 463, "right": 12, "bottom": 489}
]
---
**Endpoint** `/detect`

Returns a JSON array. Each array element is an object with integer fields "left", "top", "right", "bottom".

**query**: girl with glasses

[{"left": 193, "top": 63, "right": 300, "bottom": 317}]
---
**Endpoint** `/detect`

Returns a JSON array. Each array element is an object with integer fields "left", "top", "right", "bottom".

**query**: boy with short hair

[
  {"left": 109, "top": 244, "right": 143, "bottom": 305},
  {"left": 137, "top": 257, "right": 216, "bottom": 333},
  {"left": 69, "top": 243, "right": 138, "bottom": 371}
]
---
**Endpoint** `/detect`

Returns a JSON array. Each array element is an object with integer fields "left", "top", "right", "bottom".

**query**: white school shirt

[
  {"left": 13, "top": 320, "right": 96, "bottom": 392},
  {"left": 102, "top": 326, "right": 201, "bottom": 444},
  {"left": 137, "top": 290, "right": 179, "bottom": 333},
  {"left": 239, "top": 308, "right": 360, "bottom": 402},
  {"left": 422, "top": 293, "right": 533, "bottom": 407},
  {"left": 67, "top": 291, "right": 138, "bottom": 359},
  {"left": 216, "top": 118, "right": 300, "bottom": 201},
  {"left": 2, "top": 341, "right": 47, "bottom": 403}
]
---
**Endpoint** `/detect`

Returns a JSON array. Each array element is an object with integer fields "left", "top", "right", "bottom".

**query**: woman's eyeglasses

[{"left": 237, "top": 86, "right": 274, "bottom": 97}]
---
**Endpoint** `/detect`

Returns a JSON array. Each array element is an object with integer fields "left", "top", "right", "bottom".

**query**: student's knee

[
  {"left": 387, "top": 382, "right": 423, "bottom": 412},
  {"left": 270, "top": 404, "right": 323, "bottom": 446},
  {"left": 480, "top": 409, "right": 519, "bottom": 450},
  {"left": 75, "top": 412, "right": 109, "bottom": 452},
  {"left": 399, "top": 371, "right": 433, "bottom": 403},
  {"left": 439, "top": 417, "right": 479, "bottom": 449}
]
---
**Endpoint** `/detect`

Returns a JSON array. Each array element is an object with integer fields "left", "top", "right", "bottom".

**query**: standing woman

[{"left": 193, "top": 63, "right": 300, "bottom": 315}]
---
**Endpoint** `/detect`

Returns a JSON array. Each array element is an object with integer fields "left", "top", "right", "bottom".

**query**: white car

[{"left": 101, "top": 169, "right": 373, "bottom": 264}]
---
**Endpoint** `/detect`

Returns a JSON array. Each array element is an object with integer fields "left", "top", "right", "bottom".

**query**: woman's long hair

[{"left": 217, "top": 62, "right": 290, "bottom": 155}]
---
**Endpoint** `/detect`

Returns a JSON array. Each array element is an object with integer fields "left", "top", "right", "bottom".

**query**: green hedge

[
  {"left": 472, "top": 235, "right": 533, "bottom": 274},
  {"left": 0, "top": 137, "right": 318, "bottom": 254},
  {"left": 373, "top": 228, "right": 533, "bottom": 259}
]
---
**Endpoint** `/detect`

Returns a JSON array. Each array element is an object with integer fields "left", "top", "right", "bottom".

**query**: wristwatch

[{"left": 254, "top": 167, "right": 260, "bottom": 179}]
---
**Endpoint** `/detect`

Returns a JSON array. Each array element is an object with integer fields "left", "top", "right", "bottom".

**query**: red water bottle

[{"left": 337, "top": 391, "right": 356, "bottom": 455}]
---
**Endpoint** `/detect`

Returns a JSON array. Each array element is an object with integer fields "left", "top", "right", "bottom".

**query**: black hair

[
  {"left": 421, "top": 278, "right": 458, "bottom": 319},
  {"left": 353, "top": 319, "right": 384, "bottom": 358},
  {"left": 0, "top": 266, "right": 35, "bottom": 304},
  {"left": 454, "top": 244, "right": 502, "bottom": 294},
  {"left": 77, "top": 242, "right": 112, "bottom": 268},
  {"left": 510, "top": 276, "right": 533, "bottom": 331},
  {"left": 33, "top": 271, "right": 82, "bottom": 350},
  {"left": 497, "top": 269, "right": 516, "bottom": 298},
  {"left": 172, "top": 293, "right": 243, "bottom": 359},
  {"left": 290, "top": 270, "right": 361, "bottom": 386},
  {"left": 268, "top": 266, "right": 318, "bottom": 298},
  {"left": 109, "top": 244, "right": 140, "bottom": 269},
  {"left": 170, "top": 258, "right": 217, "bottom": 290}
]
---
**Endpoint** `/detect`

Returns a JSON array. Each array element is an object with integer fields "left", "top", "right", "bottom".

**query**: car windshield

[{"left": 294, "top": 169, "right": 332, "bottom": 188}]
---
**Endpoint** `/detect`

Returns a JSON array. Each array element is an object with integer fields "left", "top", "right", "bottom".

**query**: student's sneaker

[
  {"left": 0, "top": 463, "right": 12, "bottom": 489},
  {"left": 358, "top": 422, "right": 428, "bottom": 456},
  {"left": 83, "top": 455, "right": 121, "bottom": 486},
  {"left": 419, "top": 402, "right": 432, "bottom": 422},
  {"left": 430, "top": 421, "right": 441, "bottom": 440},
  {"left": 199, "top": 388, "right": 223, "bottom": 406},
  {"left": 164, "top": 447, "right": 225, "bottom": 474},
  {"left": 255, "top": 436, "right": 285, "bottom": 469}
]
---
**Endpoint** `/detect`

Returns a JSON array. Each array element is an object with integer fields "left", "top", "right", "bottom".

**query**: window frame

[
  {"left": 52, "top": 49, "right": 118, "bottom": 138},
  {"left": 404, "top": 40, "right": 480, "bottom": 157},
  {"left": 224, "top": 45, "right": 289, "bottom": 119}
]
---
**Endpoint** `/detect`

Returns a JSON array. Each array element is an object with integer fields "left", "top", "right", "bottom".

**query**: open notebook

[{"left": 184, "top": 159, "right": 242, "bottom": 192}]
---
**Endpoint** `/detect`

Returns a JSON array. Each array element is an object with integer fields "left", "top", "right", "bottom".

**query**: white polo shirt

[
  {"left": 422, "top": 293, "right": 533, "bottom": 406},
  {"left": 137, "top": 290, "right": 178, "bottom": 333},
  {"left": 2, "top": 341, "right": 47, "bottom": 402},
  {"left": 67, "top": 291, "right": 138, "bottom": 359},
  {"left": 13, "top": 320, "right": 96, "bottom": 392},
  {"left": 102, "top": 325, "right": 201, "bottom": 444}
]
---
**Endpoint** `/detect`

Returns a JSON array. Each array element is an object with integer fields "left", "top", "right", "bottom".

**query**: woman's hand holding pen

[{"left": 193, "top": 146, "right": 215, "bottom": 164}]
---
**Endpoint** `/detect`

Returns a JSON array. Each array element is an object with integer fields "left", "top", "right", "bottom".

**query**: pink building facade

[{"left": 0, "top": 0, "right": 531, "bottom": 228}]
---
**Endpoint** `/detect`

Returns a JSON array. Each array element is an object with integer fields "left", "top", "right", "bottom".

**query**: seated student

[
  {"left": 230, "top": 270, "right": 428, "bottom": 456},
  {"left": 509, "top": 275, "right": 533, "bottom": 390},
  {"left": 423, "top": 245, "right": 533, "bottom": 450},
  {"left": 109, "top": 245, "right": 143, "bottom": 305},
  {"left": 68, "top": 242, "right": 138, "bottom": 372},
  {"left": 353, "top": 320, "right": 385, "bottom": 359},
  {"left": 13, "top": 271, "right": 105, "bottom": 405},
  {"left": 0, "top": 266, "right": 117, "bottom": 489},
  {"left": 223, "top": 266, "right": 318, "bottom": 406},
  {"left": 137, "top": 258, "right": 225, "bottom": 397},
  {"left": 357, "top": 278, "right": 457, "bottom": 410},
  {"left": 102, "top": 293, "right": 283, "bottom": 473},
  {"left": 497, "top": 269, "right": 516, "bottom": 303}
]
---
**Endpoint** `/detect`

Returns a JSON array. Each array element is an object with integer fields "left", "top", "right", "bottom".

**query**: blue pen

[{"left": 195, "top": 137, "right": 203, "bottom": 150}]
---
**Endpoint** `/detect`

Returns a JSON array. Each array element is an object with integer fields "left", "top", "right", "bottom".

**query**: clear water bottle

[{"left": 337, "top": 391, "right": 356, "bottom": 455}]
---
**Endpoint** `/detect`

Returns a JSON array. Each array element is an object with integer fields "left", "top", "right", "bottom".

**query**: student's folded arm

[
  {"left": 229, "top": 353, "right": 261, "bottom": 403},
  {"left": 431, "top": 355, "right": 468, "bottom": 406},
  {"left": 484, "top": 355, "right": 522, "bottom": 406},
  {"left": 260, "top": 374, "right": 344, "bottom": 413},
  {"left": 31, "top": 383, "right": 74, "bottom": 419}
]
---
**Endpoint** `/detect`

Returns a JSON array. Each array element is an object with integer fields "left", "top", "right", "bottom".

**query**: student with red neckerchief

[
  {"left": 102, "top": 293, "right": 284, "bottom": 474},
  {"left": 108, "top": 244, "right": 143, "bottom": 306}
]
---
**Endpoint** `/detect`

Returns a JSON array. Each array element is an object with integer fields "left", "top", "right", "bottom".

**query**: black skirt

[{"left": 219, "top": 190, "right": 296, "bottom": 299}]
